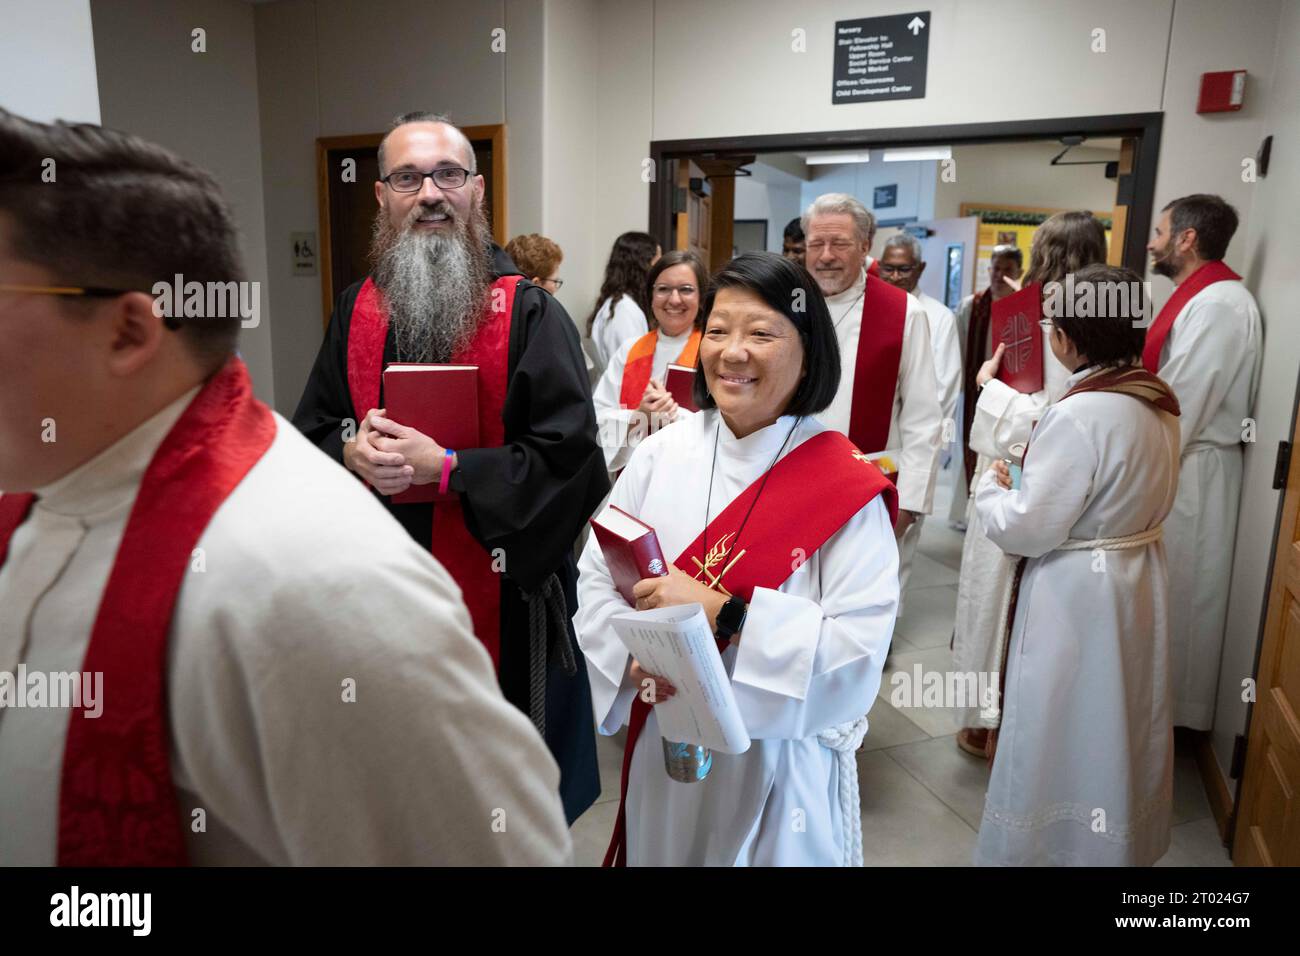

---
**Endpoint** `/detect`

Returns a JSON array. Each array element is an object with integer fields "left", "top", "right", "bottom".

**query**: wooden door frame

[
  {"left": 646, "top": 112, "right": 1162, "bottom": 277},
  {"left": 315, "top": 123, "right": 507, "bottom": 328},
  {"left": 1229, "top": 362, "right": 1300, "bottom": 860}
]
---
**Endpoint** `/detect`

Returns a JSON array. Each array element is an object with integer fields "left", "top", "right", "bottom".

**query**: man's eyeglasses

[
  {"left": 878, "top": 263, "right": 917, "bottom": 276},
  {"left": 380, "top": 167, "right": 472, "bottom": 192},
  {"left": 652, "top": 284, "right": 697, "bottom": 299},
  {"left": 0, "top": 283, "right": 181, "bottom": 329},
  {"left": 1038, "top": 318, "right": 1055, "bottom": 331}
]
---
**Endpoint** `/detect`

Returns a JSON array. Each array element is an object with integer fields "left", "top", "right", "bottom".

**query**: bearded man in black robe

[{"left": 293, "top": 111, "right": 607, "bottom": 822}]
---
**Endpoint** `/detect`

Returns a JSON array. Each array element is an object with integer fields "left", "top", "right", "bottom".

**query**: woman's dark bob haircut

[{"left": 693, "top": 251, "right": 841, "bottom": 416}]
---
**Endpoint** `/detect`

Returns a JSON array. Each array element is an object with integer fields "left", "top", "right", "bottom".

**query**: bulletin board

[{"left": 960, "top": 203, "right": 1113, "bottom": 293}]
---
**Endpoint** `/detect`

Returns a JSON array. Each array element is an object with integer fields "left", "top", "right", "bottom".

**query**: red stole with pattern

[
  {"left": 619, "top": 328, "right": 701, "bottom": 409},
  {"left": 0, "top": 357, "right": 276, "bottom": 865},
  {"left": 603, "top": 427, "right": 897, "bottom": 866},
  {"left": 1141, "top": 260, "right": 1241, "bottom": 373},
  {"left": 847, "top": 273, "right": 909, "bottom": 456},
  {"left": 346, "top": 275, "right": 520, "bottom": 667}
]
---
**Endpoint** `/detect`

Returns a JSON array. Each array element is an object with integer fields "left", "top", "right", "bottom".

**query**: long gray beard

[{"left": 370, "top": 203, "right": 492, "bottom": 362}]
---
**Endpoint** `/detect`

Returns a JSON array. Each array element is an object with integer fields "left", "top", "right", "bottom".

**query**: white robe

[
  {"left": 915, "top": 290, "right": 963, "bottom": 431},
  {"left": 590, "top": 293, "right": 649, "bottom": 375},
  {"left": 896, "top": 291, "right": 963, "bottom": 605},
  {"left": 1154, "top": 279, "right": 1262, "bottom": 729},
  {"left": 951, "top": 331, "right": 1071, "bottom": 728},
  {"left": 574, "top": 411, "right": 899, "bottom": 866},
  {"left": 821, "top": 271, "right": 943, "bottom": 517},
  {"left": 947, "top": 294, "right": 975, "bottom": 525},
  {"left": 593, "top": 327, "right": 696, "bottom": 474},
  {"left": 0, "top": 390, "right": 573, "bottom": 865},
  {"left": 973, "top": 364, "right": 1179, "bottom": 866}
]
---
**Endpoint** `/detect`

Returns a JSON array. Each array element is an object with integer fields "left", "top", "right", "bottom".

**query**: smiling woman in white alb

[{"left": 576, "top": 252, "right": 900, "bottom": 867}]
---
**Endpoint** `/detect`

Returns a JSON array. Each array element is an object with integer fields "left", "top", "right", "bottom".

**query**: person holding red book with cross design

[{"left": 952, "top": 211, "right": 1107, "bottom": 759}]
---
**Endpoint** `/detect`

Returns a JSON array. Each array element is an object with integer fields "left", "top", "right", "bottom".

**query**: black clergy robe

[{"left": 292, "top": 244, "right": 609, "bottom": 823}]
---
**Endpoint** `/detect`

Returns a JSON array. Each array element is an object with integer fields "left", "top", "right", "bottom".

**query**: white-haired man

[
  {"left": 877, "top": 232, "right": 962, "bottom": 594},
  {"left": 294, "top": 112, "right": 609, "bottom": 823},
  {"left": 803, "top": 194, "right": 943, "bottom": 609}
]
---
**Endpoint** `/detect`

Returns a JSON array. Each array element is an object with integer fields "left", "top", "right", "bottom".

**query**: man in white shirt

[
  {"left": 803, "top": 194, "right": 943, "bottom": 613},
  {"left": 877, "top": 234, "right": 962, "bottom": 447},
  {"left": 0, "top": 107, "right": 571, "bottom": 865},
  {"left": 876, "top": 233, "right": 963, "bottom": 595},
  {"left": 1144, "top": 193, "right": 1262, "bottom": 730}
]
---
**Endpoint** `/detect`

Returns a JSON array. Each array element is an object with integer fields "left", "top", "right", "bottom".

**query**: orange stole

[
  {"left": 619, "top": 329, "right": 701, "bottom": 409},
  {"left": 602, "top": 428, "right": 898, "bottom": 866}
]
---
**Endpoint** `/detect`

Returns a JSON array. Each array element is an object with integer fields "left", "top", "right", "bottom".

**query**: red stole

[
  {"left": 866, "top": 257, "right": 880, "bottom": 277},
  {"left": 619, "top": 328, "right": 701, "bottom": 409},
  {"left": 346, "top": 275, "right": 520, "bottom": 667},
  {"left": 1141, "top": 260, "right": 1241, "bottom": 373},
  {"left": 0, "top": 357, "right": 276, "bottom": 865},
  {"left": 602, "top": 428, "right": 897, "bottom": 866},
  {"left": 847, "top": 273, "right": 909, "bottom": 456}
]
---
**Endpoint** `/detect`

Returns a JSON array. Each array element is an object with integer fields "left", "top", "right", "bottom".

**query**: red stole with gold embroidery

[
  {"left": 602, "top": 427, "right": 897, "bottom": 866},
  {"left": 346, "top": 275, "right": 520, "bottom": 667},
  {"left": 0, "top": 357, "right": 276, "bottom": 865}
]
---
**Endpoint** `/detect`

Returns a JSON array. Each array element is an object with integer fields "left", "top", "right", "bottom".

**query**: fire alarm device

[{"left": 1197, "top": 70, "right": 1247, "bottom": 113}]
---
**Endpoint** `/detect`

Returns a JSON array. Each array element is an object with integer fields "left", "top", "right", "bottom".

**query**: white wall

[
  {"left": 541, "top": 0, "right": 600, "bottom": 323},
  {"left": 932, "top": 142, "right": 1120, "bottom": 220},
  {"left": 1209, "top": 0, "right": 1300, "bottom": 781},
  {"left": 650, "top": 0, "right": 1172, "bottom": 139},
  {"left": 91, "top": 0, "right": 275, "bottom": 405},
  {"left": 253, "top": 0, "right": 543, "bottom": 415},
  {"left": 591, "top": 0, "right": 654, "bottom": 310},
  {"left": 1148, "top": 0, "right": 1281, "bottom": 307},
  {"left": 798, "top": 155, "right": 938, "bottom": 225},
  {"left": 0, "top": 0, "right": 100, "bottom": 123},
  {"left": 734, "top": 161, "right": 804, "bottom": 254}
]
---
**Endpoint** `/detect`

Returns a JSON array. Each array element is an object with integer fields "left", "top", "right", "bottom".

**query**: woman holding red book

[
  {"left": 592, "top": 250, "right": 710, "bottom": 475},
  {"left": 576, "top": 252, "right": 901, "bottom": 866}
]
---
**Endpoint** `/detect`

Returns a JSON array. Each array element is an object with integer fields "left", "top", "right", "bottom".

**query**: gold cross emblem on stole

[
  {"left": 691, "top": 531, "right": 746, "bottom": 596},
  {"left": 852, "top": 451, "right": 872, "bottom": 464}
]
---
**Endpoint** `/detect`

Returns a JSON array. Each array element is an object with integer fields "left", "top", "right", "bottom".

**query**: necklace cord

[{"left": 702, "top": 415, "right": 804, "bottom": 590}]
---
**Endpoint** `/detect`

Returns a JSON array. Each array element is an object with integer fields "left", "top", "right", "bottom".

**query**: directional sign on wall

[{"left": 832, "top": 11, "right": 930, "bottom": 105}]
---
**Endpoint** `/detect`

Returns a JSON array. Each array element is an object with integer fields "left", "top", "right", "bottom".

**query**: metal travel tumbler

[{"left": 662, "top": 738, "right": 712, "bottom": 782}]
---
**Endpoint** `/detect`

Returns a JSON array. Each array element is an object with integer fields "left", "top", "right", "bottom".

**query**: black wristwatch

[{"left": 715, "top": 595, "right": 748, "bottom": 640}]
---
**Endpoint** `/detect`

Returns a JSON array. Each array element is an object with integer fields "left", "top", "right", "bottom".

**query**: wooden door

[{"left": 1233, "top": 405, "right": 1300, "bottom": 865}]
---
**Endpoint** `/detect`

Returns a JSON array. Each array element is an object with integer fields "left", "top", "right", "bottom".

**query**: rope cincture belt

[
  {"left": 818, "top": 715, "right": 870, "bottom": 867},
  {"left": 525, "top": 572, "right": 577, "bottom": 737},
  {"left": 1053, "top": 525, "right": 1164, "bottom": 552}
]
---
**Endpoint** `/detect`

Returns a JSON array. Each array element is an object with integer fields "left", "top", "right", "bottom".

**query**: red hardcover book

[
  {"left": 990, "top": 282, "right": 1044, "bottom": 394},
  {"left": 665, "top": 364, "right": 699, "bottom": 413},
  {"left": 589, "top": 503, "right": 670, "bottom": 605},
  {"left": 382, "top": 363, "right": 479, "bottom": 504}
]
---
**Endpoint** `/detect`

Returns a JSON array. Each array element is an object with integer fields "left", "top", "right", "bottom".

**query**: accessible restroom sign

[{"left": 832, "top": 11, "right": 930, "bottom": 104}]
